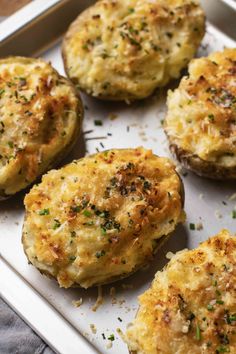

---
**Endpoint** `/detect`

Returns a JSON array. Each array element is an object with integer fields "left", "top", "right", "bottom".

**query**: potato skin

[
  {"left": 0, "top": 56, "right": 83, "bottom": 198},
  {"left": 165, "top": 48, "right": 236, "bottom": 179},
  {"left": 22, "top": 147, "right": 185, "bottom": 289},
  {"left": 126, "top": 229, "right": 236, "bottom": 354},
  {"left": 62, "top": 0, "right": 205, "bottom": 101},
  {"left": 170, "top": 143, "right": 236, "bottom": 179}
]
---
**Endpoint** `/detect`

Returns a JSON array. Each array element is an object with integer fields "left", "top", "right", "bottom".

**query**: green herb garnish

[
  {"left": 196, "top": 324, "right": 201, "bottom": 341},
  {"left": 53, "top": 219, "right": 61, "bottom": 229},
  {"left": 69, "top": 256, "right": 76, "bottom": 261},
  {"left": 216, "top": 299, "right": 224, "bottom": 305},
  {"left": 95, "top": 250, "right": 106, "bottom": 258},
  {"left": 94, "top": 120, "right": 103, "bottom": 126},
  {"left": 208, "top": 114, "right": 215, "bottom": 122},
  {"left": 83, "top": 210, "right": 92, "bottom": 217},
  {"left": 207, "top": 304, "right": 215, "bottom": 311},
  {"left": 38, "top": 208, "right": 50, "bottom": 215}
]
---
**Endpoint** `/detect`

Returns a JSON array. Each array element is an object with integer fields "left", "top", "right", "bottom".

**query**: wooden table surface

[{"left": 0, "top": 0, "right": 31, "bottom": 16}]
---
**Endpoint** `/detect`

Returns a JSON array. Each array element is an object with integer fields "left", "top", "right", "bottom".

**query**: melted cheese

[
  {"left": 62, "top": 0, "right": 205, "bottom": 101},
  {"left": 126, "top": 229, "right": 236, "bottom": 354},
  {"left": 165, "top": 48, "right": 236, "bottom": 166},
  {"left": 22, "top": 147, "right": 185, "bottom": 288},
  {"left": 0, "top": 57, "right": 82, "bottom": 197}
]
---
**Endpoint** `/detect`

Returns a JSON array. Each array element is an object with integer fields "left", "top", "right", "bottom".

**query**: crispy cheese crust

[
  {"left": 126, "top": 230, "right": 236, "bottom": 354},
  {"left": 22, "top": 147, "right": 185, "bottom": 289},
  {"left": 0, "top": 57, "right": 83, "bottom": 198},
  {"left": 165, "top": 48, "right": 236, "bottom": 179},
  {"left": 62, "top": 0, "right": 205, "bottom": 101}
]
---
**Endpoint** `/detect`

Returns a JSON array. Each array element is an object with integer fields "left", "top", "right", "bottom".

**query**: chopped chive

[
  {"left": 196, "top": 324, "right": 201, "bottom": 341},
  {"left": 228, "top": 315, "right": 236, "bottom": 323},
  {"left": 71, "top": 205, "right": 81, "bottom": 213},
  {"left": 38, "top": 208, "right": 50, "bottom": 215},
  {"left": 95, "top": 250, "right": 105, "bottom": 258},
  {"left": 108, "top": 334, "right": 115, "bottom": 341},
  {"left": 216, "top": 300, "right": 224, "bottom": 305},
  {"left": 69, "top": 256, "right": 76, "bottom": 261},
  {"left": 232, "top": 210, "right": 236, "bottom": 219},
  {"left": 84, "top": 221, "right": 94, "bottom": 226},
  {"left": 207, "top": 304, "right": 215, "bottom": 311},
  {"left": 53, "top": 219, "right": 61, "bottom": 229},
  {"left": 216, "top": 346, "right": 229, "bottom": 353},
  {"left": 189, "top": 223, "right": 195, "bottom": 230},
  {"left": 83, "top": 210, "right": 92, "bottom": 217},
  {"left": 94, "top": 120, "right": 103, "bottom": 126},
  {"left": 101, "top": 227, "right": 106, "bottom": 235},
  {"left": 208, "top": 114, "right": 215, "bottom": 122}
]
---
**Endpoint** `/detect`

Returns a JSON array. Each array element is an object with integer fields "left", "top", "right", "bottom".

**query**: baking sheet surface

[{"left": 0, "top": 24, "right": 236, "bottom": 354}]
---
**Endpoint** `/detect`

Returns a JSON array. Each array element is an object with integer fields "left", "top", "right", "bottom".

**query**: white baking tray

[{"left": 0, "top": 2, "right": 236, "bottom": 354}]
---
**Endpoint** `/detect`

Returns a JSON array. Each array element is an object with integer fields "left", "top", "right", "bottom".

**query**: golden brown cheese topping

[
  {"left": 0, "top": 57, "right": 83, "bottom": 198},
  {"left": 62, "top": 0, "right": 205, "bottom": 101},
  {"left": 22, "top": 147, "right": 185, "bottom": 288},
  {"left": 126, "top": 230, "right": 236, "bottom": 354},
  {"left": 165, "top": 48, "right": 236, "bottom": 167}
]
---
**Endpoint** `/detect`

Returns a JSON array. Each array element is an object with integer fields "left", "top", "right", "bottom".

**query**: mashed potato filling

[
  {"left": 165, "top": 49, "right": 236, "bottom": 168},
  {"left": 126, "top": 229, "right": 236, "bottom": 354},
  {"left": 0, "top": 57, "right": 82, "bottom": 197},
  {"left": 63, "top": 0, "right": 205, "bottom": 101},
  {"left": 23, "top": 147, "right": 185, "bottom": 288}
]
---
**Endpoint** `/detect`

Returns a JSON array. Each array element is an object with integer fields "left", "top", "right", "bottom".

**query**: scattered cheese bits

[
  {"left": 92, "top": 286, "right": 103, "bottom": 312},
  {"left": 72, "top": 298, "right": 83, "bottom": 308}
]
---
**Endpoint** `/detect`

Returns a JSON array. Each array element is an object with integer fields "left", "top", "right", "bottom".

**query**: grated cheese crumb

[
  {"left": 166, "top": 251, "right": 175, "bottom": 260},
  {"left": 196, "top": 222, "right": 203, "bottom": 231},
  {"left": 72, "top": 298, "right": 83, "bottom": 307},
  {"left": 92, "top": 285, "right": 103, "bottom": 312},
  {"left": 229, "top": 193, "right": 236, "bottom": 201},
  {"left": 90, "top": 324, "right": 97, "bottom": 334},
  {"left": 215, "top": 210, "right": 222, "bottom": 219},
  {"left": 108, "top": 113, "right": 118, "bottom": 120}
]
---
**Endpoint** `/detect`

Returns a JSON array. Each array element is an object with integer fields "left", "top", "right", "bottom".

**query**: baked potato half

[
  {"left": 0, "top": 56, "right": 83, "bottom": 199},
  {"left": 22, "top": 147, "right": 185, "bottom": 289},
  {"left": 62, "top": 0, "right": 205, "bottom": 102},
  {"left": 126, "top": 229, "right": 236, "bottom": 354},
  {"left": 165, "top": 48, "right": 236, "bottom": 179}
]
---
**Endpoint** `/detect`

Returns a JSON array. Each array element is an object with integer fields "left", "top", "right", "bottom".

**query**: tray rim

[
  {"left": 0, "top": 257, "right": 98, "bottom": 354},
  {"left": 220, "top": 0, "right": 236, "bottom": 11}
]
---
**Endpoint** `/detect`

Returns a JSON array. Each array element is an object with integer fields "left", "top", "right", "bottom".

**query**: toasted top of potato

[
  {"left": 165, "top": 48, "right": 236, "bottom": 167},
  {"left": 126, "top": 229, "right": 236, "bottom": 354},
  {"left": 22, "top": 147, "right": 185, "bottom": 288},
  {"left": 62, "top": 0, "right": 205, "bottom": 101},
  {"left": 0, "top": 57, "right": 83, "bottom": 198}
]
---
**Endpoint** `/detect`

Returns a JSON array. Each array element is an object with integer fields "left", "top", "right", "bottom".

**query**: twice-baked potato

[
  {"left": 62, "top": 0, "right": 205, "bottom": 102},
  {"left": 126, "top": 229, "right": 236, "bottom": 354},
  {"left": 165, "top": 48, "right": 236, "bottom": 179},
  {"left": 22, "top": 147, "right": 185, "bottom": 289},
  {"left": 0, "top": 56, "right": 83, "bottom": 199}
]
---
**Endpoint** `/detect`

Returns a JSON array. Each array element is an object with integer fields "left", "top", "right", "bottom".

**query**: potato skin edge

[
  {"left": 22, "top": 152, "right": 185, "bottom": 288},
  {"left": 169, "top": 142, "right": 236, "bottom": 180}
]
